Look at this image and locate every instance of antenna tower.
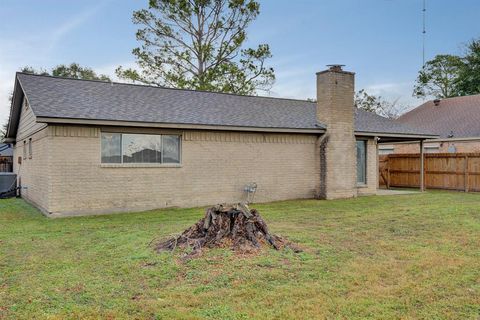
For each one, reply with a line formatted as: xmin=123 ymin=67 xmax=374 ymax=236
xmin=422 ymin=0 xmax=426 ymax=67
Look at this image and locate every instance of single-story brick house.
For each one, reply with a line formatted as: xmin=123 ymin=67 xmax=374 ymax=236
xmin=5 ymin=66 xmax=436 ymax=216
xmin=380 ymin=94 xmax=480 ymax=154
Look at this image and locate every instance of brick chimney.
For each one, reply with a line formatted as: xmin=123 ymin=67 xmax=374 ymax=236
xmin=316 ymin=65 xmax=357 ymax=199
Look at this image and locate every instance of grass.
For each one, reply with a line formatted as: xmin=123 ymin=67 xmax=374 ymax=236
xmin=0 ymin=191 xmax=479 ymax=319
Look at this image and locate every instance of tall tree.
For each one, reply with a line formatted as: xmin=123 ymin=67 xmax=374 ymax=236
xmin=355 ymin=89 xmax=406 ymax=119
xmin=457 ymin=38 xmax=480 ymax=96
xmin=116 ymin=0 xmax=275 ymax=95
xmin=413 ymin=54 xmax=464 ymax=99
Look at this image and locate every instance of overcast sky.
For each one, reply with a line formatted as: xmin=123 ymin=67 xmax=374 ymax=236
xmin=1 ymin=0 xmax=479 ymax=124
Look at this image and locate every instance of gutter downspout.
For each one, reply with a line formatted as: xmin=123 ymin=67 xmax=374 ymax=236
xmin=315 ymin=133 xmax=329 ymax=199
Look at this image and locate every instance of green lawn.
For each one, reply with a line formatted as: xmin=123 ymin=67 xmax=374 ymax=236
xmin=0 ymin=192 xmax=479 ymax=319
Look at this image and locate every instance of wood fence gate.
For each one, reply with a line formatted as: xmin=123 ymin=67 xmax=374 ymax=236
xmin=379 ymin=153 xmax=480 ymax=192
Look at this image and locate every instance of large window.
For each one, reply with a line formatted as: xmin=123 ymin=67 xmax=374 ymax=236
xmin=425 ymin=144 xmax=440 ymax=153
xmin=101 ymin=133 xmax=181 ymax=164
xmin=356 ymin=140 xmax=367 ymax=184
xmin=378 ymin=145 xmax=394 ymax=155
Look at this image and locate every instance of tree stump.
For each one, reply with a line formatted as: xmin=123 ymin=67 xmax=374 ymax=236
xmin=155 ymin=203 xmax=294 ymax=256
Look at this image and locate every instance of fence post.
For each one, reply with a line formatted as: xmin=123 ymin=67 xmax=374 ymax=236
xmin=420 ymin=140 xmax=425 ymax=192
xmin=387 ymin=156 xmax=390 ymax=189
xmin=465 ymin=155 xmax=469 ymax=192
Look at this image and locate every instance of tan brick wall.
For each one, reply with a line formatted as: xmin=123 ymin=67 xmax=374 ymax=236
xmin=393 ymin=143 xmax=422 ymax=154
xmin=393 ymin=140 xmax=480 ymax=154
xmin=45 ymin=125 xmax=320 ymax=215
xmin=13 ymin=127 xmax=50 ymax=212
xmin=13 ymin=96 xmax=50 ymax=212
xmin=445 ymin=141 xmax=480 ymax=153
xmin=316 ymin=69 xmax=357 ymax=199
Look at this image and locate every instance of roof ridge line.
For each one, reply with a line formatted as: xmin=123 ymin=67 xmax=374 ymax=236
xmin=16 ymin=72 xmax=316 ymax=104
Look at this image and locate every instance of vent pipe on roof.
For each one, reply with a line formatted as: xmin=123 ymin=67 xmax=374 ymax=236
xmin=433 ymin=99 xmax=441 ymax=106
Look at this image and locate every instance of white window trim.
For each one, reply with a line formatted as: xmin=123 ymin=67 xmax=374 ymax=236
xmin=100 ymin=132 xmax=182 ymax=166
xmin=378 ymin=144 xmax=394 ymax=155
xmin=100 ymin=163 xmax=182 ymax=168
xmin=378 ymin=149 xmax=394 ymax=155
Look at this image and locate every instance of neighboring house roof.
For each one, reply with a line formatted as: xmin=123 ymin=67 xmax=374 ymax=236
xmin=397 ymin=94 xmax=480 ymax=138
xmin=0 ymin=144 xmax=13 ymax=157
xmin=7 ymin=73 xmax=435 ymax=139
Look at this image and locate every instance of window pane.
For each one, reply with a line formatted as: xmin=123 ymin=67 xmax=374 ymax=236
xmin=356 ymin=140 xmax=366 ymax=184
xmin=122 ymin=134 xmax=162 ymax=163
xmin=162 ymin=135 xmax=180 ymax=163
xmin=426 ymin=146 xmax=440 ymax=153
xmin=102 ymin=133 xmax=122 ymax=163
xmin=378 ymin=148 xmax=394 ymax=155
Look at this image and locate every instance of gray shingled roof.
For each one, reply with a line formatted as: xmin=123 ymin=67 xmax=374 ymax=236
xmin=397 ymin=95 xmax=480 ymax=138
xmin=16 ymin=73 xmax=434 ymax=136
xmin=354 ymin=109 xmax=432 ymax=135
xmin=17 ymin=73 xmax=320 ymax=130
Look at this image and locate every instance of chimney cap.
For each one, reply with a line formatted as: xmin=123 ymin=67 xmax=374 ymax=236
xmin=326 ymin=64 xmax=346 ymax=72
xmin=433 ymin=99 xmax=441 ymax=106
xmin=317 ymin=64 xmax=354 ymax=75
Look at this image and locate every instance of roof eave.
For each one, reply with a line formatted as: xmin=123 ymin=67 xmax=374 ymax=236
xmin=421 ymin=136 xmax=480 ymax=142
xmin=5 ymin=74 xmax=25 ymax=139
xmin=355 ymin=130 xmax=439 ymax=140
xmin=36 ymin=117 xmax=326 ymax=134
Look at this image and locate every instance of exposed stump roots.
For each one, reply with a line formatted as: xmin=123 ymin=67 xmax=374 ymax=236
xmin=156 ymin=203 xmax=300 ymax=256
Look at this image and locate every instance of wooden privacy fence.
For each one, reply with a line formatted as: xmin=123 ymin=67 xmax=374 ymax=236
xmin=379 ymin=153 xmax=480 ymax=192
